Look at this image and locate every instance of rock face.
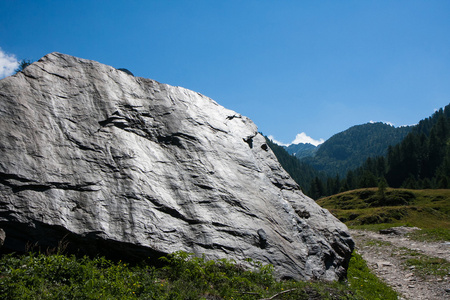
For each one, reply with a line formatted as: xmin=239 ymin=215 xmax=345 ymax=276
xmin=0 ymin=53 xmax=353 ymax=280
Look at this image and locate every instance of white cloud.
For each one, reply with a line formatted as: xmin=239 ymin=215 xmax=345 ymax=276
xmin=269 ymin=132 xmax=324 ymax=147
xmin=0 ymin=48 xmax=19 ymax=79
xmin=291 ymin=132 xmax=324 ymax=146
xmin=267 ymin=135 xmax=289 ymax=146
xmin=370 ymin=120 xmax=395 ymax=127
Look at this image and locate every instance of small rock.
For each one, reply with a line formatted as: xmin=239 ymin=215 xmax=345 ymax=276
xmin=408 ymin=285 xmax=415 ymax=288
xmin=0 ymin=228 xmax=5 ymax=248
xmin=379 ymin=226 xmax=420 ymax=235
xmin=377 ymin=261 xmax=393 ymax=268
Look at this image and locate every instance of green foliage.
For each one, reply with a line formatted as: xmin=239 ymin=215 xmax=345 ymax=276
xmin=408 ymin=227 xmax=450 ymax=242
xmin=404 ymin=255 xmax=450 ymax=278
xmin=346 ymin=104 xmax=450 ymax=193
xmin=0 ymin=253 xmax=156 ymax=299
xmin=347 ymin=253 xmax=399 ymax=300
xmin=272 ymin=104 xmax=450 ymax=199
xmin=376 ymin=178 xmax=387 ymax=200
xmin=301 ymin=122 xmax=411 ymax=177
xmin=158 ymin=251 xmax=277 ymax=299
xmin=284 ymin=143 xmax=318 ymax=159
xmin=265 ymin=137 xmax=326 ymax=193
xmin=14 ymin=59 xmax=33 ymax=73
xmin=393 ymin=248 xmax=450 ymax=278
xmin=0 ymin=250 xmax=398 ymax=299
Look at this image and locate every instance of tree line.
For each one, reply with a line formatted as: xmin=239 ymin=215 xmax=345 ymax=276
xmin=267 ymin=103 xmax=450 ymax=200
xmin=301 ymin=122 xmax=411 ymax=177
xmin=308 ymin=104 xmax=450 ymax=199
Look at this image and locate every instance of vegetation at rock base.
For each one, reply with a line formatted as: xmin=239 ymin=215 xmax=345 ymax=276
xmin=318 ymin=188 xmax=450 ymax=242
xmin=0 ymin=250 xmax=398 ymax=299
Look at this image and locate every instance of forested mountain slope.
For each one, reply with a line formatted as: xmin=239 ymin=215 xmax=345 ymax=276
xmin=346 ymin=104 xmax=450 ymax=190
xmin=267 ymin=106 xmax=450 ymax=199
xmin=310 ymin=103 xmax=450 ymax=199
xmin=284 ymin=143 xmax=318 ymax=159
xmin=301 ymin=122 xmax=412 ymax=177
xmin=265 ymin=138 xmax=325 ymax=192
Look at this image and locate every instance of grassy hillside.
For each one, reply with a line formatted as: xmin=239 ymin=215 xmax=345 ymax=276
xmin=317 ymin=188 xmax=450 ymax=241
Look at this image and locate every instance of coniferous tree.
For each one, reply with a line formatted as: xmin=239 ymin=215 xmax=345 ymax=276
xmin=15 ymin=59 xmax=33 ymax=73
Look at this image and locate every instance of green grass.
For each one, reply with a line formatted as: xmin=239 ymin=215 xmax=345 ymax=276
xmin=393 ymin=248 xmax=450 ymax=278
xmin=0 ymin=251 xmax=398 ymax=300
xmin=317 ymin=188 xmax=450 ymax=242
xmin=408 ymin=228 xmax=450 ymax=242
xmin=404 ymin=256 xmax=450 ymax=278
xmin=346 ymin=253 xmax=398 ymax=300
xmin=363 ymin=240 xmax=392 ymax=247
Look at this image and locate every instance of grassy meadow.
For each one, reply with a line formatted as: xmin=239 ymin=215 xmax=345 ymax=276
xmin=317 ymin=188 xmax=450 ymax=241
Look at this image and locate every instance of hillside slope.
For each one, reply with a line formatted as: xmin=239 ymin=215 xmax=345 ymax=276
xmin=284 ymin=143 xmax=318 ymax=159
xmin=317 ymin=188 xmax=450 ymax=235
xmin=302 ymin=122 xmax=412 ymax=176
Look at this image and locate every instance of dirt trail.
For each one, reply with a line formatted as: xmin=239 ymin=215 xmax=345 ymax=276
xmin=350 ymin=229 xmax=450 ymax=300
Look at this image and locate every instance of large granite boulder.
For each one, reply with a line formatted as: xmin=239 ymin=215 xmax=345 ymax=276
xmin=0 ymin=53 xmax=353 ymax=280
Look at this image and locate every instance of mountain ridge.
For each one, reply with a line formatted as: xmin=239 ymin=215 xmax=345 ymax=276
xmin=300 ymin=122 xmax=412 ymax=176
xmin=284 ymin=142 xmax=318 ymax=159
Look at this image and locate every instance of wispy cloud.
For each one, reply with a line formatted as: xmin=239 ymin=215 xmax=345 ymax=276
xmin=0 ymin=48 xmax=19 ymax=79
xmin=269 ymin=132 xmax=324 ymax=147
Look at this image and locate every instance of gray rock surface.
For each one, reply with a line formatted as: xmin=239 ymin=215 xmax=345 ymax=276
xmin=0 ymin=228 xmax=5 ymax=248
xmin=0 ymin=52 xmax=353 ymax=280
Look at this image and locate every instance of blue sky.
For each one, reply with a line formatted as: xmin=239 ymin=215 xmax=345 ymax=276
xmin=1 ymin=1 xmax=450 ymax=145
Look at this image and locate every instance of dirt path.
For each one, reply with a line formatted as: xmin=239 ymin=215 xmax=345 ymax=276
xmin=350 ymin=229 xmax=450 ymax=300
